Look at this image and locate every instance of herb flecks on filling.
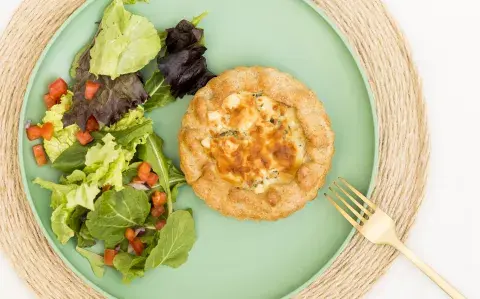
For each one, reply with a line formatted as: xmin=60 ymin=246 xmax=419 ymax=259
xmin=202 ymin=92 xmax=306 ymax=194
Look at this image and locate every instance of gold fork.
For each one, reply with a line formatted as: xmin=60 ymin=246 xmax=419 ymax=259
xmin=326 ymin=178 xmax=465 ymax=299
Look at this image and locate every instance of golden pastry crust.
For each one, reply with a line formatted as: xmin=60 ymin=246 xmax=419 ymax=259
xmin=179 ymin=66 xmax=334 ymax=220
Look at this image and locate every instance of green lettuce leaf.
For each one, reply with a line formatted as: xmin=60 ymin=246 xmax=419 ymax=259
xmin=143 ymin=71 xmax=175 ymax=112
xmin=76 ymin=247 xmax=105 ymax=278
xmin=105 ymin=107 xmax=145 ymax=131
xmin=102 ymin=107 xmax=153 ymax=161
xmin=90 ymin=0 xmax=160 ymax=79
xmin=54 ymin=108 xmax=151 ymax=173
xmin=42 ymin=91 xmax=73 ymax=130
xmin=65 ymin=170 xmax=87 ymax=184
xmin=85 ymin=134 xmax=118 ymax=167
xmin=33 ymin=178 xmax=100 ymax=211
xmin=33 ymin=178 xmax=76 ymax=209
xmin=144 ymin=210 xmax=196 ymax=270
xmin=113 ymin=253 xmax=146 ymax=283
xmin=44 ymin=125 xmax=80 ymax=163
xmin=65 ymin=182 xmax=101 ymax=211
xmin=83 ymin=133 xmax=126 ymax=191
xmin=42 ymin=92 xmax=80 ymax=162
xmin=51 ymin=204 xmax=75 ymax=244
xmin=86 ymin=187 xmax=150 ymax=247
xmin=102 ymin=151 xmax=127 ymax=189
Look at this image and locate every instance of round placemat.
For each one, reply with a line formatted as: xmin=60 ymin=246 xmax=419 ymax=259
xmin=0 ymin=0 xmax=429 ymax=298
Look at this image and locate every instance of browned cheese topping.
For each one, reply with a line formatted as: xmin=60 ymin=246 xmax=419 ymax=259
xmin=201 ymin=92 xmax=306 ymax=193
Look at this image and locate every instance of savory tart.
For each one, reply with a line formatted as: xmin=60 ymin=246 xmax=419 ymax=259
xmin=179 ymin=67 xmax=334 ymax=220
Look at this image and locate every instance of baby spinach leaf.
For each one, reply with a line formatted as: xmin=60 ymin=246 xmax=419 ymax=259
xmin=168 ymin=160 xmax=186 ymax=187
xmin=122 ymin=162 xmax=142 ymax=185
xmin=141 ymin=230 xmax=160 ymax=257
xmin=85 ymin=187 xmax=150 ymax=246
xmin=67 ymin=206 xmax=89 ymax=233
xmin=143 ymin=71 xmax=176 ymax=112
xmin=139 ymin=230 xmax=157 ymax=246
xmin=171 ymin=183 xmax=184 ymax=204
xmin=76 ymin=247 xmax=105 ymax=278
xmin=184 ymin=208 xmax=193 ymax=217
xmin=77 ymin=224 xmax=96 ymax=248
xmin=52 ymin=142 xmax=91 ymax=173
xmin=144 ymin=210 xmax=196 ymax=270
xmin=113 ymin=253 xmax=146 ymax=284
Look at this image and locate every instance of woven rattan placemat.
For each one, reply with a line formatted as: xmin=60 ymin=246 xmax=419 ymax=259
xmin=0 ymin=0 xmax=429 ymax=298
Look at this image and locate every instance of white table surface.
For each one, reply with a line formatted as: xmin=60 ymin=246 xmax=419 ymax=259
xmin=1 ymin=0 xmax=479 ymax=298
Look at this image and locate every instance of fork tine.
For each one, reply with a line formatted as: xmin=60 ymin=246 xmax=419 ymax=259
xmin=325 ymin=194 xmax=361 ymax=230
xmin=329 ymin=187 xmax=367 ymax=223
xmin=339 ymin=177 xmax=377 ymax=210
xmin=334 ymin=182 xmax=372 ymax=217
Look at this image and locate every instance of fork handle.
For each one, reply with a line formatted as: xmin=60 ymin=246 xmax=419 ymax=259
xmin=390 ymin=240 xmax=465 ymax=299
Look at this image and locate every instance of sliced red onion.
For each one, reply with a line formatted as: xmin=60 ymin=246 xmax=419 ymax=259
xmin=115 ymin=244 xmax=121 ymax=252
xmin=135 ymin=227 xmax=146 ymax=237
xmin=25 ymin=120 xmax=32 ymax=129
xmin=127 ymin=243 xmax=135 ymax=255
xmin=128 ymin=183 xmax=150 ymax=191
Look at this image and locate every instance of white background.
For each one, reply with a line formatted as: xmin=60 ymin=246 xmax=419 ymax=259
xmin=1 ymin=0 xmax=479 ymax=298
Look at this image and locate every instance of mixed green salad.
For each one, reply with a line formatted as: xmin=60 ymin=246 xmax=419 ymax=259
xmin=25 ymin=0 xmax=214 ymax=283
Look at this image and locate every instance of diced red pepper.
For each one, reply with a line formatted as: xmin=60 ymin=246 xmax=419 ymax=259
xmin=152 ymin=191 xmax=167 ymax=207
xmin=151 ymin=205 xmax=165 ymax=217
xmin=43 ymin=94 xmax=57 ymax=110
xmin=26 ymin=125 xmax=43 ymax=141
xmin=137 ymin=162 xmax=151 ymax=181
xmin=41 ymin=122 xmax=54 ymax=141
xmin=48 ymin=78 xmax=68 ymax=100
xmin=146 ymin=172 xmax=159 ymax=188
xmin=125 ymin=228 xmax=135 ymax=242
xmin=104 ymin=249 xmax=117 ymax=266
xmin=155 ymin=220 xmax=167 ymax=231
xmin=86 ymin=115 xmax=99 ymax=132
xmin=130 ymin=238 xmax=144 ymax=256
xmin=32 ymin=144 xmax=48 ymax=166
xmin=76 ymin=131 xmax=93 ymax=145
xmin=85 ymin=81 xmax=101 ymax=100
xmin=102 ymin=185 xmax=112 ymax=192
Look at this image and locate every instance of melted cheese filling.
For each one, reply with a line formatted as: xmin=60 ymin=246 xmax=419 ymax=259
xmin=203 ymin=92 xmax=306 ymax=194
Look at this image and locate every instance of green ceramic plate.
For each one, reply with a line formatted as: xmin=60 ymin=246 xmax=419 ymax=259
xmin=19 ymin=0 xmax=377 ymax=298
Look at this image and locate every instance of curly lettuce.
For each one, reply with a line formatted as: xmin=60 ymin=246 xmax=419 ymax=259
xmin=90 ymin=0 xmax=160 ymax=79
xmin=42 ymin=92 xmax=80 ymax=162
